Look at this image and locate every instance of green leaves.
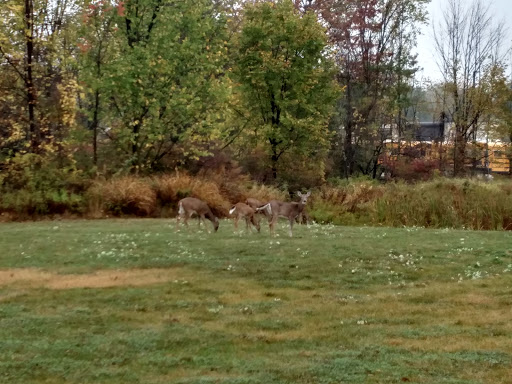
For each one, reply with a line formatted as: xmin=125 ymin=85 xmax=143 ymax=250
xmin=78 ymin=0 xmax=231 ymax=171
xmin=234 ymin=0 xmax=339 ymax=180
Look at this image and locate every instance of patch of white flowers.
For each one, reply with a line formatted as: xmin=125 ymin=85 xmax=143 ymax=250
xmin=387 ymin=252 xmax=420 ymax=268
xmin=403 ymin=225 xmax=423 ymax=232
xmin=207 ymin=305 xmax=223 ymax=314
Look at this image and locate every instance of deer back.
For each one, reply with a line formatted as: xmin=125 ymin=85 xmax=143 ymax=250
xmin=245 ymin=198 xmax=264 ymax=210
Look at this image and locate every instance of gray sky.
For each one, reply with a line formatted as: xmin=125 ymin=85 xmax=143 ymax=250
xmin=414 ymin=0 xmax=512 ymax=82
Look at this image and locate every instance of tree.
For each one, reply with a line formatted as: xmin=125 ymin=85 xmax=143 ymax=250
xmin=0 ymin=0 xmax=80 ymax=157
xmin=77 ymin=0 xmax=117 ymax=167
xmin=478 ymin=64 xmax=512 ymax=175
xmin=311 ymin=0 xmax=428 ymax=178
xmin=234 ymin=0 xmax=338 ymax=181
xmin=97 ymin=0 xmax=230 ymax=172
xmin=434 ymin=0 xmax=508 ymax=176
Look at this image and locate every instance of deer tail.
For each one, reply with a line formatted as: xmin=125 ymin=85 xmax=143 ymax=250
xmin=229 ymin=206 xmax=236 ymax=215
xmin=256 ymin=203 xmax=272 ymax=215
xmin=178 ymin=201 xmax=184 ymax=216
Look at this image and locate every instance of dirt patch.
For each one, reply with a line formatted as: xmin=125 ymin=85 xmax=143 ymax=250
xmin=0 ymin=268 xmax=186 ymax=290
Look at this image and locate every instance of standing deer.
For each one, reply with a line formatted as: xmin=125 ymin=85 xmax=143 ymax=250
xmin=176 ymin=197 xmax=219 ymax=232
xmin=229 ymin=203 xmax=260 ymax=232
xmin=257 ymin=191 xmax=311 ymax=237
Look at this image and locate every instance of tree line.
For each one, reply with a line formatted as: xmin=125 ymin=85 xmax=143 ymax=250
xmin=1 ymin=0 xmax=511 ymax=192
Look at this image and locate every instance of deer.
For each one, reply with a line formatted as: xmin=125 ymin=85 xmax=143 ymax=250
xmin=256 ymin=191 xmax=311 ymax=237
xmin=229 ymin=202 xmax=260 ymax=232
xmin=176 ymin=197 xmax=219 ymax=232
xmin=246 ymin=197 xmax=271 ymax=219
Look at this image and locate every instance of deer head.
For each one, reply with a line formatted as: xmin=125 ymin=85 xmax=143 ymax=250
xmin=296 ymin=191 xmax=311 ymax=205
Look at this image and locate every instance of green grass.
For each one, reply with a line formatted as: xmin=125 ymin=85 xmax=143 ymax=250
xmin=1 ymin=219 xmax=511 ymax=383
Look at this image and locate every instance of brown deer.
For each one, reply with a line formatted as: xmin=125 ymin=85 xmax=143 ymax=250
xmin=229 ymin=203 xmax=260 ymax=232
xmin=176 ymin=197 xmax=219 ymax=232
xmin=245 ymin=197 xmax=270 ymax=219
xmin=245 ymin=198 xmax=264 ymax=209
xmin=257 ymin=191 xmax=311 ymax=237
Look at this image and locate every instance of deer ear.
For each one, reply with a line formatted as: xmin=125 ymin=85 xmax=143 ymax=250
xmin=297 ymin=191 xmax=303 ymax=197
xmin=305 ymin=191 xmax=311 ymax=197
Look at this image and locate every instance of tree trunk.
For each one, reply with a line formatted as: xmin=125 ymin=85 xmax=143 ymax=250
xmin=344 ymin=121 xmax=354 ymax=178
xmin=271 ymin=153 xmax=278 ymax=180
xmin=131 ymin=119 xmax=141 ymax=173
xmin=343 ymin=79 xmax=354 ymax=178
xmin=453 ymin=128 xmax=466 ymax=176
xmin=24 ymin=0 xmax=39 ymax=152
xmin=92 ymin=90 xmax=99 ymax=166
xmin=270 ymin=137 xmax=280 ymax=180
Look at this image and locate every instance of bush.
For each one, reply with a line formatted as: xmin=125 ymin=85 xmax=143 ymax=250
xmin=87 ymin=177 xmax=157 ymax=217
xmin=0 ymin=153 xmax=86 ymax=218
xmin=241 ymin=184 xmax=287 ymax=204
xmin=308 ymin=178 xmax=512 ymax=230
xmin=2 ymin=159 xmax=512 ymax=231
xmin=152 ymin=173 xmax=231 ymax=217
xmin=381 ymin=157 xmax=441 ymax=181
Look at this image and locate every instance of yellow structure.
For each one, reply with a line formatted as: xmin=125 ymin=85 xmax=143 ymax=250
xmin=380 ymin=121 xmax=511 ymax=175
xmin=381 ymin=140 xmax=511 ymax=175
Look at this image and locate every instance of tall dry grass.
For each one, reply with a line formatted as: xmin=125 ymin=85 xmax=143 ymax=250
xmin=372 ymin=179 xmax=512 ymax=230
xmin=85 ymin=174 xmax=291 ymax=219
xmin=241 ymin=184 xmax=288 ymax=203
xmin=308 ymin=178 xmax=512 ymax=230
xmin=86 ymin=177 xmax=157 ymax=217
xmin=152 ymin=174 xmax=231 ymax=217
xmin=4 ymin=170 xmax=512 ymax=230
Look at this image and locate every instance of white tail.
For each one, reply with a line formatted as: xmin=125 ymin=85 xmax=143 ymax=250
xmin=256 ymin=203 xmax=272 ymax=216
xmin=230 ymin=202 xmax=260 ymax=232
xmin=178 ymin=201 xmax=185 ymax=216
xmin=259 ymin=191 xmax=311 ymax=237
xmin=246 ymin=198 xmax=271 ymax=218
xmin=176 ymin=197 xmax=219 ymax=232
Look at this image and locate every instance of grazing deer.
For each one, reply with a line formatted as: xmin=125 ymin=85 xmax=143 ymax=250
xmin=257 ymin=191 xmax=311 ymax=237
xmin=176 ymin=197 xmax=219 ymax=232
xmin=229 ymin=203 xmax=260 ymax=232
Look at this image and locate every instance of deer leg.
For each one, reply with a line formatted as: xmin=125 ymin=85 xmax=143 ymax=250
xmin=183 ymin=213 xmax=191 ymax=230
xmin=244 ymin=216 xmax=251 ymax=232
xmin=233 ymin=215 xmax=239 ymax=230
xmin=176 ymin=214 xmax=181 ymax=231
xmin=303 ymin=210 xmax=310 ymax=226
xmin=269 ymin=215 xmax=277 ymax=236
xmin=288 ymin=217 xmax=294 ymax=237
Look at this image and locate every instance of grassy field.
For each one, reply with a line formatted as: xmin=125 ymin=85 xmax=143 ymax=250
xmin=0 ymin=219 xmax=511 ymax=383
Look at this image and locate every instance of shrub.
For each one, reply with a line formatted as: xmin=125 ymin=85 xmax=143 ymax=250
xmin=306 ymin=178 xmax=512 ymax=230
xmin=152 ymin=174 xmax=231 ymax=217
xmin=0 ymin=153 xmax=87 ymax=217
xmin=87 ymin=177 xmax=157 ymax=217
xmin=382 ymin=157 xmax=441 ymax=181
xmin=241 ymin=184 xmax=287 ymax=204
xmin=371 ymin=179 xmax=512 ymax=230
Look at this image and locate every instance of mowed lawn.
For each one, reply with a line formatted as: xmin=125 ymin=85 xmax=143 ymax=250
xmin=0 ymin=219 xmax=511 ymax=384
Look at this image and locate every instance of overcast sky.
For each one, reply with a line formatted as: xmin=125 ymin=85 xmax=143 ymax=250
xmin=414 ymin=0 xmax=512 ymax=82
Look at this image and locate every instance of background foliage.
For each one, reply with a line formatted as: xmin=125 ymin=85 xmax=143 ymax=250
xmin=1 ymin=0 xmax=512 ymax=223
